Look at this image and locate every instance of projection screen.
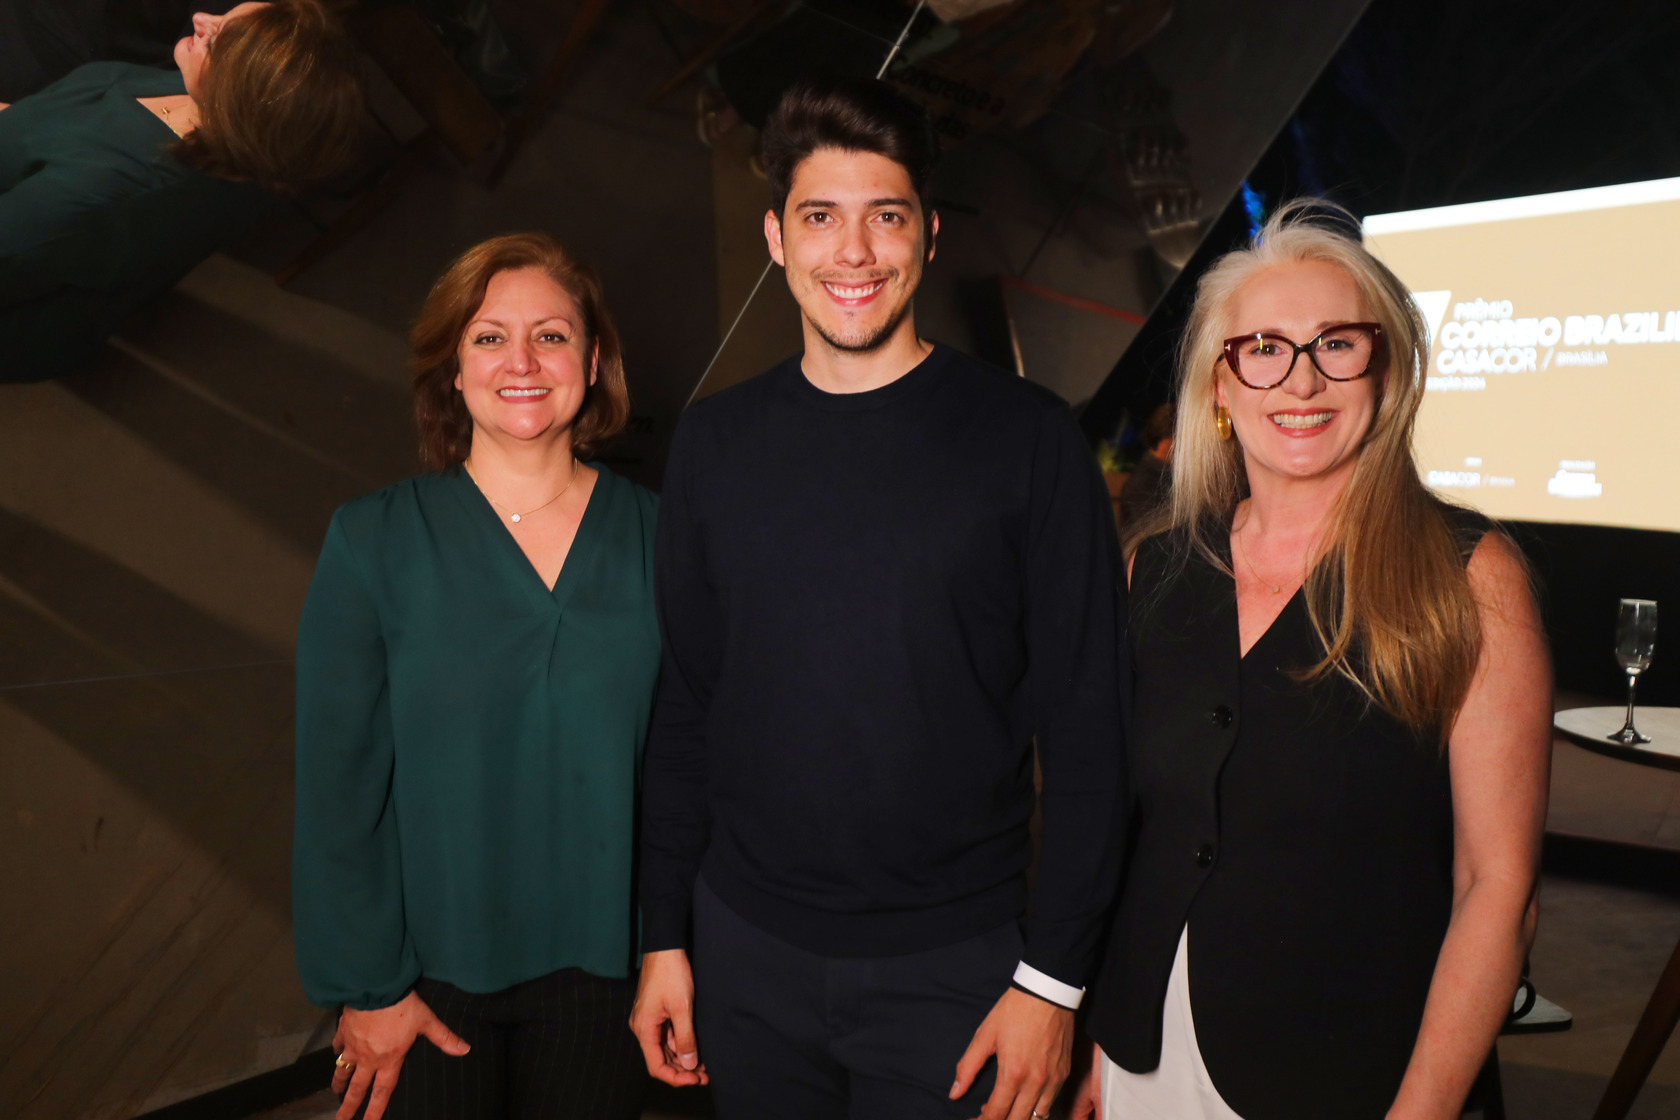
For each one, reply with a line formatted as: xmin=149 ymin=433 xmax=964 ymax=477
xmin=1363 ymin=177 xmax=1680 ymax=532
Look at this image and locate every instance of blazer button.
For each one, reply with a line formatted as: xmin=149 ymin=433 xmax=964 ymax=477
xmin=1195 ymin=843 xmax=1215 ymax=868
xmin=1208 ymin=705 xmax=1233 ymax=728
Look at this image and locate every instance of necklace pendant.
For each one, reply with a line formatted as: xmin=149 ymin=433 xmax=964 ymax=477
xmin=510 ymin=513 xmax=522 ymax=523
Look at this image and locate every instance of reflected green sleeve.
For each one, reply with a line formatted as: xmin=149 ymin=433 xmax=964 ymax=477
xmin=292 ymin=513 xmax=418 ymax=1010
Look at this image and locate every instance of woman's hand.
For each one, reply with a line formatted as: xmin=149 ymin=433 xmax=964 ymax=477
xmin=332 ymin=990 xmax=470 ymax=1120
xmin=1069 ymin=1039 xmax=1102 ymax=1120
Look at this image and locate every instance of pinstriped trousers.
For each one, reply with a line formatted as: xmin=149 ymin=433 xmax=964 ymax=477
xmin=378 ymin=968 xmax=647 ymax=1120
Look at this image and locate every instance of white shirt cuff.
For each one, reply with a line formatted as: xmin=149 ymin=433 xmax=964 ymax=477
xmin=1012 ymin=961 xmax=1085 ymax=1010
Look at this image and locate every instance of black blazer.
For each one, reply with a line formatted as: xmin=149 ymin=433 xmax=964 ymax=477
xmin=1087 ymin=512 xmax=1486 ymax=1120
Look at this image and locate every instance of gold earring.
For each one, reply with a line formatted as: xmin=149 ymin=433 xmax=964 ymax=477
xmin=1214 ymin=404 xmax=1233 ymax=441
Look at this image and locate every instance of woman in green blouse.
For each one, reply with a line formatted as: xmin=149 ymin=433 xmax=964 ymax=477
xmin=293 ymin=233 xmax=659 ymax=1120
xmin=0 ymin=0 xmax=362 ymax=382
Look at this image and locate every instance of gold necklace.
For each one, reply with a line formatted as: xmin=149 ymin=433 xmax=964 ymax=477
xmin=1236 ymin=522 xmax=1285 ymax=595
xmin=470 ymin=460 xmax=578 ymax=524
xmin=156 ymin=99 xmax=191 ymax=137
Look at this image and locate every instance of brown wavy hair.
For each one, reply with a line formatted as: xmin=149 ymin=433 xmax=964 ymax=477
xmin=411 ymin=233 xmax=631 ymax=471
xmin=173 ymin=0 xmax=363 ymax=193
xmin=1133 ymin=198 xmax=1516 ymax=742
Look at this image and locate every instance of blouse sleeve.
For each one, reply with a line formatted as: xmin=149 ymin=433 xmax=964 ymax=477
xmin=0 ymin=64 xmax=140 ymax=260
xmin=292 ymin=512 xmax=419 ymax=1010
xmin=0 ymin=164 xmax=111 ymax=261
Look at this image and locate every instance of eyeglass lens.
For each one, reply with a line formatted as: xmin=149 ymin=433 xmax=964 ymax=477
xmin=1232 ymin=325 xmax=1375 ymax=386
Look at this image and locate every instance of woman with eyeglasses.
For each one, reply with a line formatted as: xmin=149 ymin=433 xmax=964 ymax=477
xmin=1072 ymin=200 xmax=1551 ymax=1120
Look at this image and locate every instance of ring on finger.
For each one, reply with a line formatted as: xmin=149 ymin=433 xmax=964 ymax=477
xmin=1031 ymin=1112 xmax=1050 ymax=1120
xmin=335 ymin=1054 xmax=354 ymax=1069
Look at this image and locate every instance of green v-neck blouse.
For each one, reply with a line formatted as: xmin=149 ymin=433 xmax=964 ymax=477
xmin=293 ymin=466 xmax=660 ymax=1010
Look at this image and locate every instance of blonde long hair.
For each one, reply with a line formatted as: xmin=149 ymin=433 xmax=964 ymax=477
xmin=1133 ymin=198 xmax=1484 ymax=740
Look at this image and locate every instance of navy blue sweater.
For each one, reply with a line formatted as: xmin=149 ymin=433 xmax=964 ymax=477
xmin=640 ymin=344 xmax=1126 ymax=988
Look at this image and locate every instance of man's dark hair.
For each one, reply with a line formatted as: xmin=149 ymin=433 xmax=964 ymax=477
xmin=760 ymin=77 xmax=939 ymax=219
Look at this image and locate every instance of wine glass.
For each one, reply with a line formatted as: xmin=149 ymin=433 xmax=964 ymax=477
xmin=1608 ymin=598 xmax=1658 ymax=745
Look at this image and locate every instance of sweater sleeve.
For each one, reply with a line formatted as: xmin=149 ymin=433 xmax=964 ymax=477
xmin=638 ymin=418 xmax=718 ymax=952
xmin=1018 ymin=400 xmax=1128 ymax=989
xmin=292 ymin=512 xmax=419 ymax=1009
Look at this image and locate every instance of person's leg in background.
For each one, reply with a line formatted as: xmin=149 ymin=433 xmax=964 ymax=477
xmin=505 ymin=968 xmax=647 ymax=1119
xmin=692 ymin=876 xmax=850 ymax=1120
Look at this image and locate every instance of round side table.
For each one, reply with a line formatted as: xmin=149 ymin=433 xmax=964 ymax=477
xmin=1552 ymin=705 xmax=1680 ymax=1120
xmin=1554 ymin=706 xmax=1680 ymax=771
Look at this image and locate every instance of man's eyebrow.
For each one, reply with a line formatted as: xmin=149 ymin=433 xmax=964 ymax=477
xmin=793 ymin=197 xmax=916 ymax=210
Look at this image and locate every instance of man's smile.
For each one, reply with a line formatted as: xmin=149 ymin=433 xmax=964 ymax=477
xmin=821 ymin=278 xmax=888 ymax=307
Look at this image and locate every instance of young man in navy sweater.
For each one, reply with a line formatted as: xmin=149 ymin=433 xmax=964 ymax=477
xmin=632 ymin=77 xmax=1126 ymax=1120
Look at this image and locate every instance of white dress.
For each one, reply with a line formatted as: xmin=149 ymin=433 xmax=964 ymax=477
xmin=1100 ymin=927 xmax=1246 ymax=1120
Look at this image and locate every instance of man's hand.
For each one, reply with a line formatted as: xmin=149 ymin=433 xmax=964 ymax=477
xmin=333 ymin=990 xmax=469 ymax=1120
xmin=951 ymin=987 xmax=1074 ymax=1120
xmin=629 ymin=948 xmax=709 ymax=1086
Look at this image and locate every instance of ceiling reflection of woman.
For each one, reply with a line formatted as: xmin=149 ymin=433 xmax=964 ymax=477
xmin=0 ymin=0 xmax=363 ymax=383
